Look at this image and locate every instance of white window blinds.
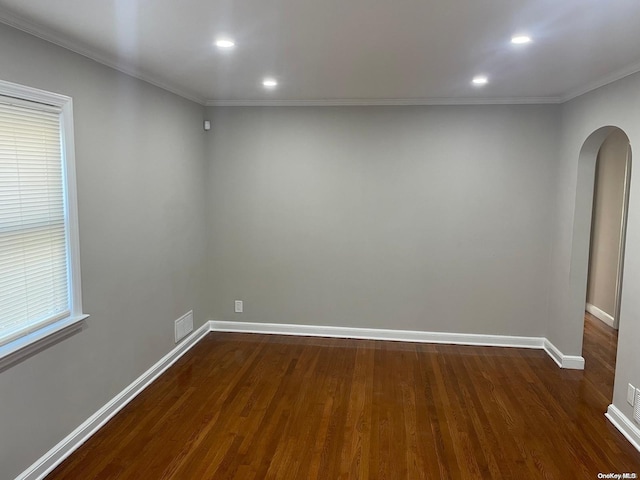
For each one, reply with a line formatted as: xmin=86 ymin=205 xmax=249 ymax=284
xmin=0 ymin=98 xmax=70 ymax=346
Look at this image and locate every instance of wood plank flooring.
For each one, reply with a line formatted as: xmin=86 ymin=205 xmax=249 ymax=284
xmin=47 ymin=315 xmax=640 ymax=479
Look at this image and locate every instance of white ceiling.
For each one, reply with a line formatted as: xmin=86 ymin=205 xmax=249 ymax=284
xmin=1 ymin=0 xmax=640 ymax=105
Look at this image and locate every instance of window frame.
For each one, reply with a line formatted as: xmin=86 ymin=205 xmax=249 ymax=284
xmin=0 ymin=79 xmax=88 ymax=368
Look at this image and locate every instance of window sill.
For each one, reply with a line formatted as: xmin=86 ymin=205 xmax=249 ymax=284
xmin=0 ymin=314 xmax=89 ymax=370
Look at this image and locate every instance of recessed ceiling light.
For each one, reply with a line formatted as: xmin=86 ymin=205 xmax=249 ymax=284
xmin=262 ymin=78 xmax=278 ymax=89
xmin=511 ymin=35 xmax=532 ymax=45
xmin=472 ymin=75 xmax=488 ymax=86
xmin=215 ymin=38 xmax=235 ymax=49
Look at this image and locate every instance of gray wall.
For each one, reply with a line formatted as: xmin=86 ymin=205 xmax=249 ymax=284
xmin=587 ymin=130 xmax=629 ymax=319
xmin=205 ymin=105 xmax=559 ymax=336
xmin=0 ymin=24 xmax=210 ymax=479
xmin=546 ymin=70 xmax=640 ymax=423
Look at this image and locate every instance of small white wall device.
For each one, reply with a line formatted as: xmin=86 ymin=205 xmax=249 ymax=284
xmin=203 ymin=120 xmax=211 ymax=131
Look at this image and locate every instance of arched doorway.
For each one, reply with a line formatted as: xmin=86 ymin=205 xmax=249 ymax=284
xmin=579 ymin=127 xmax=631 ymax=404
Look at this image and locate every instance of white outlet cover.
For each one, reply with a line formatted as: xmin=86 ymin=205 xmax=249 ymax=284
xmin=235 ymin=300 xmax=243 ymax=313
xmin=628 ymin=384 xmax=636 ymax=406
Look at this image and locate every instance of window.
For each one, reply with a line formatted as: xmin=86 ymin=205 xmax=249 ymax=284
xmin=0 ymin=80 xmax=86 ymax=364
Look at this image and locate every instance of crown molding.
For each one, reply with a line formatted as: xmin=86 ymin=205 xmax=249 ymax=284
xmin=204 ymin=96 xmax=563 ymax=107
xmin=0 ymin=11 xmax=205 ymax=105
xmin=560 ymin=60 xmax=640 ymax=103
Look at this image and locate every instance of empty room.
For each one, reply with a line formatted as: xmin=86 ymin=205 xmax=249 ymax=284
xmin=2 ymin=1 xmax=640 ymax=479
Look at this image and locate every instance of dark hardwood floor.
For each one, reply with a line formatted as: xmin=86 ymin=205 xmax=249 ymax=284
xmin=47 ymin=315 xmax=640 ymax=479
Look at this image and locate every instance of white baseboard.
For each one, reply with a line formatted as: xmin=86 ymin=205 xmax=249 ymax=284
xmin=543 ymin=338 xmax=585 ymax=370
xmin=586 ymin=303 xmax=616 ymax=329
xmin=606 ymin=404 xmax=640 ymax=453
xmin=210 ymin=320 xmax=545 ymax=349
xmin=211 ymin=320 xmax=585 ymax=370
xmin=16 ymin=321 xmax=212 ymax=480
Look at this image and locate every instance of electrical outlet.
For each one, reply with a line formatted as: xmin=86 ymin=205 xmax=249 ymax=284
xmin=235 ymin=300 xmax=243 ymax=313
xmin=628 ymin=384 xmax=636 ymax=406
